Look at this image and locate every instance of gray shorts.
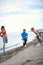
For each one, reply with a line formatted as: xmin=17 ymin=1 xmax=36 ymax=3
xmin=3 ymin=35 xmax=8 ymax=43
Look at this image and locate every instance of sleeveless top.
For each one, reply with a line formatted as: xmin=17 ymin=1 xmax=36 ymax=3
xmin=1 ymin=30 xmax=6 ymax=36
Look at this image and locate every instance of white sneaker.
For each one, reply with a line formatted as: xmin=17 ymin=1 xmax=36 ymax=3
xmin=25 ymin=45 xmax=27 ymax=47
xmin=36 ymin=43 xmax=40 ymax=46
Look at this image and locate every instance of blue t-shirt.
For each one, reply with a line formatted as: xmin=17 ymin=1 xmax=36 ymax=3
xmin=21 ymin=32 xmax=28 ymax=40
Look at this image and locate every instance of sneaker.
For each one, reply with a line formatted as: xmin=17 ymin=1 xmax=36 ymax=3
xmin=36 ymin=43 xmax=40 ymax=46
xmin=25 ymin=45 xmax=27 ymax=47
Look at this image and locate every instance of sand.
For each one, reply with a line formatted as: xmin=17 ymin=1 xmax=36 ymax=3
xmin=0 ymin=39 xmax=36 ymax=63
xmin=0 ymin=38 xmax=43 ymax=65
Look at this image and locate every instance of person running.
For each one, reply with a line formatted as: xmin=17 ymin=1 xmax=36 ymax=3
xmin=0 ymin=26 xmax=8 ymax=55
xmin=21 ymin=29 xmax=28 ymax=47
xmin=31 ymin=27 xmax=41 ymax=46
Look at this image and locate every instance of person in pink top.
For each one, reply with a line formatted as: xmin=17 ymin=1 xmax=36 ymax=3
xmin=31 ymin=27 xmax=41 ymax=46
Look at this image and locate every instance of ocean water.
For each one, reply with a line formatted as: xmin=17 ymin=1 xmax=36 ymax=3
xmin=0 ymin=31 xmax=35 ymax=53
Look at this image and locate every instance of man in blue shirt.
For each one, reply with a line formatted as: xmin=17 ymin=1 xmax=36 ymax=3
xmin=21 ymin=29 xmax=28 ymax=47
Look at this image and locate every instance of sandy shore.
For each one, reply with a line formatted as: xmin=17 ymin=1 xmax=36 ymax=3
xmin=0 ymin=39 xmax=37 ymax=63
xmin=0 ymin=39 xmax=43 ymax=65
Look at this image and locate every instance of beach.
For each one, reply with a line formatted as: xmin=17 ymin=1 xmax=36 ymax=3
xmin=0 ymin=38 xmax=43 ymax=65
xmin=0 ymin=45 xmax=26 ymax=63
xmin=0 ymin=39 xmax=34 ymax=63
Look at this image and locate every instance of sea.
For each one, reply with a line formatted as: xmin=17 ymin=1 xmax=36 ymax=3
xmin=0 ymin=31 xmax=41 ymax=53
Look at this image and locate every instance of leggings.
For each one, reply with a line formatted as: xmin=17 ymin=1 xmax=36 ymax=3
xmin=23 ymin=39 xmax=27 ymax=46
xmin=37 ymin=36 xmax=42 ymax=43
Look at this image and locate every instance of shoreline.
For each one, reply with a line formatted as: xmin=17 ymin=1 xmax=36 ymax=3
xmin=0 ymin=39 xmax=38 ymax=63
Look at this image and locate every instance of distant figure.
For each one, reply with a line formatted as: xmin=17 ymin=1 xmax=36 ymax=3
xmin=31 ymin=27 xmax=41 ymax=46
xmin=21 ymin=29 xmax=28 ymax=47
xmin=0 ymin=26 xmax=8 ymax=55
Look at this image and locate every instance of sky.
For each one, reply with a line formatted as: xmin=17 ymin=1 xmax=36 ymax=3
xmin=0 ymin=0 xmax=43 ymax=33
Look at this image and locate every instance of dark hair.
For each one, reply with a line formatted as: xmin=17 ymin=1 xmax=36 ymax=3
xmin=31 ymin=27 xmax=34 ymax=31
xmin=1 ymin=26 xmax=5 ymax=29
xmin=23 ymin=29 xmax=26 ymax=31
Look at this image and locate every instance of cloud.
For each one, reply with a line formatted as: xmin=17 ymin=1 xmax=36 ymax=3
xmin=0 ymin=13 xmax=43 ymax=32
xmin=0 ymin=0 xmax=43 ymax=11
xmin=0 ymin=0 xmax=43 ymax=32
xmin=0 ymin=9 xmax=43 ymax=17
xmin=0 ymin=0 xmax=43 ymax=16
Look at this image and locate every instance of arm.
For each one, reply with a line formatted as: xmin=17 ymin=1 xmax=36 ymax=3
xmin=37 ymin=30 xmax=41 ymax=36
xmin=26 ymin=33 xmax=28 ymax=38
xmin=0 ymin=32 xmax=1 ymax=36
xmin=0 ymin=32 xmax=3 ymax=37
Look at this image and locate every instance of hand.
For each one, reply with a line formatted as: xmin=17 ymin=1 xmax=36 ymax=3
xmin=0 ymin=35 xmax=3 ymax=37
xmin=0 ymin=32 xmax=1 ymax=35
